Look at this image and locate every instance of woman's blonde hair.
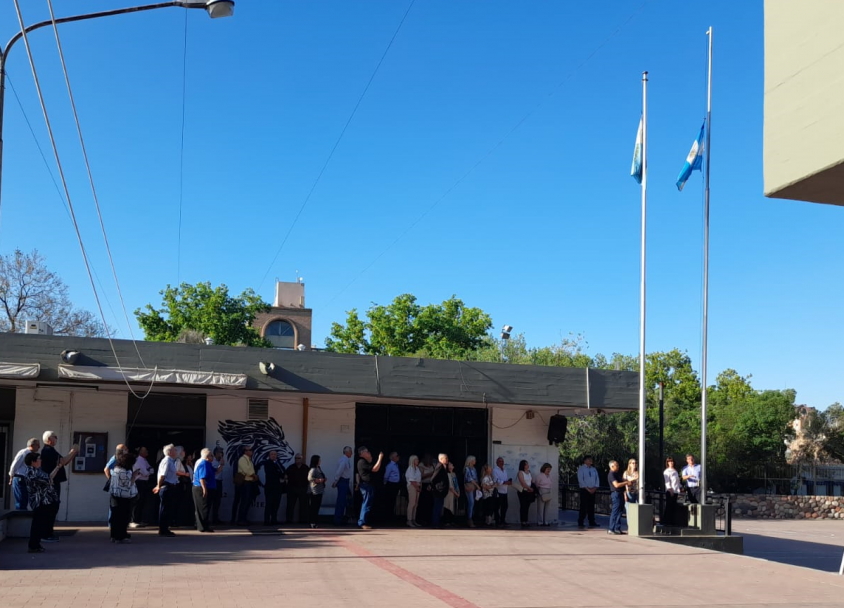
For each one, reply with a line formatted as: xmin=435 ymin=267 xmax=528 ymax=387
xmin=626 ymin=459 xmax=637 ymax=475
xmin=464 ymin=455 xmax=476 ymax=468
xmin=408 ymin=454 xmax=419 ymax=469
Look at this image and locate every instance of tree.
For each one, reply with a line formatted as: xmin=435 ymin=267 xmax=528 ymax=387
xmin=135 ymin=282 xmax=271 ymax=347
xmin=0 ymin=248 xmax=106 ymax=336
xmin=325 ymin=294 xmax=492 ymax=358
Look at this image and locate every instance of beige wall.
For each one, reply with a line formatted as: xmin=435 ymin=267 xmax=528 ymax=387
xmin=764 ymin=0 xmax=844 ymax=205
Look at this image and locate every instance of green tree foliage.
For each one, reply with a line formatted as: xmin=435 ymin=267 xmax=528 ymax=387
xmin=325 ymin=294 xmax=492 ymax=359
xmin=135 ymin=282 xmax=271 ymax=347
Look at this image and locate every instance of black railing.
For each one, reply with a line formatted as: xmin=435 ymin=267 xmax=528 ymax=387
xmin=559 ymin=484 xmax=731 ymax=534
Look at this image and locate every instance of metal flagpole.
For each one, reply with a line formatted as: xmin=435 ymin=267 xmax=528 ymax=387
xmin=638 ymin=70 xmax=648 ymax=504
xmin=700 ymin=27 xmax=713 ymax=501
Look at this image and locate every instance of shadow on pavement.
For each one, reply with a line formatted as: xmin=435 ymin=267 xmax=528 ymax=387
xmin=741 ymin=532 xmax=844 ymax=573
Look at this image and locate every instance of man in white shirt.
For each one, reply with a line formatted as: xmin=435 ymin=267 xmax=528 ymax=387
xmin=682 ymin=454 xmax=702 ymax=504
xmin=8 ymin=438 xmax=40 ymax=510
xmin=492 ymin=457 xmax=512 ymax=527
xmin=153 ymin=444 xmax=180 ymax=537
xmin=576 ymin=455 xmax=600 ymax=529
xmin=130 ymin=447 xmax=155 ymax=527
xmin=331 ymin=446 xmax=353 ymax=525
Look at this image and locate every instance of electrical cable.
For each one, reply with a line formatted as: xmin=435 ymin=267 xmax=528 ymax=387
xmin=176 ymin=9 xmax=188 ymax=284
xmin=44 ymin=0 xmax=149 ymax=372
xmin=12 ymin=0 xmax=154 ymax=399
xmin=324 ymin=1 xmax=650 ymax=307
xmin=256 ymin=0 xmax=417 ymax=292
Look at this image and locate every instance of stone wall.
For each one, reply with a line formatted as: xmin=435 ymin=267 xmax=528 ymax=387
xmin=711 ymin=493 xmax=844 ymax=520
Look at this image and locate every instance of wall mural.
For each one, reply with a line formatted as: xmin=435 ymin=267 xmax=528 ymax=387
xmin=217 ymin=418 xmax=296 ymax=471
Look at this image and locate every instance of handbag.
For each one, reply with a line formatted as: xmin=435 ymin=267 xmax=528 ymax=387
xmin=474 ymin=489 xmax=483 ymax=501
xmin=234 ymin=472 xmax=246 ymax=486
xmin=538 ymin=487 xmax=552 ymax=502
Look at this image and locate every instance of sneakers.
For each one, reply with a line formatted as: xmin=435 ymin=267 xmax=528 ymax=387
xmin=357 ymin=524 xmax=373 ymax=530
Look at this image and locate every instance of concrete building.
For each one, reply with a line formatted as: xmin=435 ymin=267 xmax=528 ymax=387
xmin=253 ymin=281 xmax=313 ymax=350
xmin=0 ymin=333 xmax=636 ymax=524
xmin=764 ymin=0 xmax=844 ymax=205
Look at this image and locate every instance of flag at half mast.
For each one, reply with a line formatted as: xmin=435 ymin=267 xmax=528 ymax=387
xmin=631 ymin=117 xmax=643 ymax=184
xmin=676 ymin=121 xmax=705 ymax=191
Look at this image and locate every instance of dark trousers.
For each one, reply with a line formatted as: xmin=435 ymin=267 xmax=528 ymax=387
xmin=578 ymin=488 xmax=597 ymax=525
xmin=13 ymin=476 xmax=28 ymax=510
xmin=110 ymin=496 xmax=133 ymax=540
xmin=308 ymin=493 xmax=323 ymax=525
xmin=237 ymin=482 xmax=257 ymax=523
xmin=192 ymin=486 xmax=212 ymax=532
xmin=209 ymin=486 xmax=223 ymax=523
xmin=287 ymin=489 xmax=307 ymax=524
xmin=432 ymin=495 xmax=445 ymax=526
xmin=663 ymin=492 xmax=678 ymax=526
xmin=133 ymin=479 xmax=151 ymax=524
xmin=44 ymin=482 xmax=61 ymax=538
xmin=334 ymin=477 xmax=350 ymax=524
xmin=264 ymin=487 xmax=283 ymax=524
xmin=417 ymin=484 xmax=432 ymax=524
xmin=687 ymin=486 xmax=701 ymax=504
xmin=158 ymin=484 xmax=177 ymax=533
xmin=29 ymin=504 xmax=50 ymax=550
xmin=609 ymin=491 xmax=624 ymax=532
xmin=382 ymin=482 xmax=401 ymax=522
xmin=495 ymin=492 xmax=509 ymax=525
xmin=518 ymin=491 xmax=533 ymax=524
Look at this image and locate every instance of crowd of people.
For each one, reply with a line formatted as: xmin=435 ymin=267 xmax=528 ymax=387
xmin=7 ymin=431 xmax=704 ymax=551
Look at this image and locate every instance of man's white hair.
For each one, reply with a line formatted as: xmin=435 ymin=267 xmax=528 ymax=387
xmin=42 ymin=430 xmax=56 ymax=444
xmin=200 ymin=448 xmax=211 ymax=459
xmin=163 ymin=444 xmax=176 ymax=456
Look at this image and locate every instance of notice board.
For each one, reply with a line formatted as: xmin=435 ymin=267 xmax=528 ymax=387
xmin=72 ymin=431 xmax=108 ymax=474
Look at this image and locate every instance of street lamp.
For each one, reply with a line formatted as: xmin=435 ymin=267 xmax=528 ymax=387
xmin=0 ymin=0 xmax=234 ymax=217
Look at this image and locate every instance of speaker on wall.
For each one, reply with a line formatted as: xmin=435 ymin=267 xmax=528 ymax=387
xmin=547 ymin=414 xmax=568 ymax=445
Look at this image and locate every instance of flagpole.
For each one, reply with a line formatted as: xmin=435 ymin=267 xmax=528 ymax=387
xmin=700 ymin=27 xmax=713 ymax=502
xmin=638 ymin=70 xmax=648 ymax=504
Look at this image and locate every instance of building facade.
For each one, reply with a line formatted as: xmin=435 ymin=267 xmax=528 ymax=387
xmin=253 ymin=281 xmax=313 ymax=349
xmin=0 ymin=334 xmax=636 ymax=524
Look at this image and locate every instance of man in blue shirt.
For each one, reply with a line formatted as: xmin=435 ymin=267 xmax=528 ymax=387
xmin=153 ymin=444 xmax=180 ymax=537
xmin=381 ymin=452 xmax=401 ymax=523
xmin=192 ymin=448 xmax=216 ymax=533
xmin=682 ymin=454 xmax=702 ymax=504
xmin=576 ymin=455 xmax=600 ymax=529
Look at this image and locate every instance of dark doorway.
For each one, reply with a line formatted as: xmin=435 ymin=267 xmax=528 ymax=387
xmin=0 ymin=387 xmax=15 ymax=510
xmin=355 ymin=403 xmax=488 ymax=473
xmin=126 ymin=393 xmax=206 ymax=461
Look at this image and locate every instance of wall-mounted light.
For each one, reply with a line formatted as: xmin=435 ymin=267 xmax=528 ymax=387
xmin=60 ymin=350 xmax=81 ymax=365
xmin=501 ymin=325 xmax=513 ymax=340
xmin=258 ymin=361 xmax=276 ymax=375
xmin=525 ymin=410 xmax=535 ymax=420
xmin=204 ymin=337 xmax=214 ymax=346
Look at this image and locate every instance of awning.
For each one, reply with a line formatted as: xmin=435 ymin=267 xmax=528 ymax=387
xmin=57 ymin=365 xmax=247 ymax=388
xmin=0 ymin=362 xmax=40 ymax=379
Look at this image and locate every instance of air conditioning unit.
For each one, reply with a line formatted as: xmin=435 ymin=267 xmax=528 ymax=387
xmin=24 ymin=321 xmax=53 ymax=335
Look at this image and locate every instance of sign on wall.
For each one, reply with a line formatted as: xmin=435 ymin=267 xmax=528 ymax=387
xmin=71 ymin=431 xmax=109 ymax=474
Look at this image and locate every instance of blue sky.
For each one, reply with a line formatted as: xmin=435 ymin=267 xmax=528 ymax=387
xmin=1 ymin=1 xmax=841 ymax=409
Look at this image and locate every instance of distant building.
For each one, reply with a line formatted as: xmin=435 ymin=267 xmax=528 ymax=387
xmin=764 ymin=1 xmax=844 ymax=205
xmin=254 ymin=281 xmax=312 ymax=349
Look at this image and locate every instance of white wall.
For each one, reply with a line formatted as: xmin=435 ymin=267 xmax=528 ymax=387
xmin=491 ymin=407 xmax=559 ymax=524
xmin=12 ymin=387 xmax=128 ymax=521
xmin=304 ymin=396 xmax=356 ymax=515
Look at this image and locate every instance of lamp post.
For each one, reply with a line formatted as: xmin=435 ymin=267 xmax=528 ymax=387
xmin=0 ymin=0 xmax=234 ymax=217
xmin=500 ymin=325 xmax=512 ymax=362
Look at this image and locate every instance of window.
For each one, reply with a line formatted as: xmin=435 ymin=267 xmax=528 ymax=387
xmin=248 ymin=399 xmax=269 ymax=421
xmin=265 ymin=319 xmax=295 ymax=349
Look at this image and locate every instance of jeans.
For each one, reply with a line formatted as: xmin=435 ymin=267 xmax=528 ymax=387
xmin=432 ymin=495 xmax=445 ymax=526
xmin=578 ymin=488 xmax=597 ymax=525
xmin=609 ymin=491 xmax=624 ymax=532
xmin=466 ymin=489 xmax=475 ymax=521
xmin=625 ymin=491 xmax=639 ymax=516
xmin=687 ymin=486 xmax=701 ymax=504
xmin=358 ymin=482 xmax=374 ymax=527
xmin=13 ymin=476 xmax=28 ymax=510
xmin=334 ymin=478 xmax=350 ymax=524
xmin=158 ymin=484 xmax=177 ymax=533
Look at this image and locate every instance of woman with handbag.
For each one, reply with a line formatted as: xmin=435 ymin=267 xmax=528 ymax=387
xmin=623 ymin=459 xmax=639 ymax=517
xmin=516 ymin=460 xmax=535 ymax=528
xmin=534 ymin=463 xmax=553 ymax=526
xmin=110 ymin=452 xmax=140 ymax=542
xmin=480 ymin=464 xmax=496 ymax=527
xmin=463 ymin=455 xmax=480 ymax=528
xmin=442 ymin=461 xmax=460 ymax=526
xmin=307 ymin=455 xmax=326 ymax=529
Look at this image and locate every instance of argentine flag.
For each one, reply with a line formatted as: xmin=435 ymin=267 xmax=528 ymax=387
xmin=631 ymin=117 xmax=643 ymax=184
xmin=676 ymin=122 xmax=705 ymax=191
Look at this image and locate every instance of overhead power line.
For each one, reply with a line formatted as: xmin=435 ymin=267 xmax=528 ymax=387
xmin=257 ymin=0 xmax=417 ymax=292
xmin=325 ymin=1 xmax=650 ymax=307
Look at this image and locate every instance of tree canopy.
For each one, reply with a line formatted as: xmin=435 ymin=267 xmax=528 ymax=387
xmin=0 ymin=248 xmax=105 ymax=336
xmin=135 ymin=282 xmax=271 ymax=347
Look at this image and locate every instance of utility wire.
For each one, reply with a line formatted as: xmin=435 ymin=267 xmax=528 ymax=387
xmin=12 ymin=0 xmax=154 ymax=398
xmin=257 ymin=0 xmax=417 ymax=292
xmin=325 ymin=1 xmax=650 ymax=307
xmin=177 ymin=10 xmax=189 ymax=284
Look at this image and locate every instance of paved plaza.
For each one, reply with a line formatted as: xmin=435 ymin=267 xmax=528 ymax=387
xmin=2 ymin=513 xmax=844 ymax=608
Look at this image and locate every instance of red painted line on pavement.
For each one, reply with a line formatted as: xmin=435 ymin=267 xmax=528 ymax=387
xmin=334 ymin=537 xmax=482 ymax=608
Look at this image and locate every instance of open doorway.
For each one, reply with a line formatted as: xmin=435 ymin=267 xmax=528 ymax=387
xmin=126 ymin=393 xmax=206 ymax=461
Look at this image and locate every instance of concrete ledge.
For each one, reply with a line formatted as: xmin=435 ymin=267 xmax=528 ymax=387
xmin=627 ymin=503 xmax=654 ymax=537
xmin=648 ymin=533 xmax=744 ymax=555
xmin=0 ymin=510 xmax=33 ymax=539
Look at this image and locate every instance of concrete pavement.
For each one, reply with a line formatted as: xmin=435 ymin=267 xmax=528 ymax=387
xmin=1 ymin=520 xmax=843 ymax=608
